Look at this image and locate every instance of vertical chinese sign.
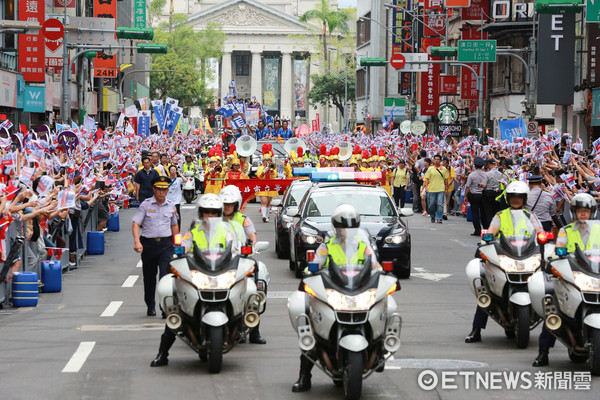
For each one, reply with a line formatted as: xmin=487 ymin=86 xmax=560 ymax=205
xmin=94 ymin=0 xmax=118 ymax=78
xmin=419 ymin=37 xmax=440 ymax=116
xmin=393 ymin=0 xmax=413 ymax=96
xmin=460 ymin=25 xmax=487 ymax=102
xmin=134 ymin=0 xmax=146 ymax=29
xmin=19 ymin=0 xmax=45 ymax=82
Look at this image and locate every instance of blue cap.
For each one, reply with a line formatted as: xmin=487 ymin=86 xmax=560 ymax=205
xmin=474 ymin=157 xmax=485 ymax=167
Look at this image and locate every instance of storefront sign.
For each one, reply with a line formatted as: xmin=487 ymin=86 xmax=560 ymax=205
xmin=591 ymin=89 xmax=600 ymax=127
xmin=18 ymin=0 xmax=45 ymax=82
xmin=94 ymin=0 xmax=118 ymax=78
xmin=424 ymin=0 xmax=446 ymax=37
xmin=0 ymin=70 xmax=18 ymax=107
xmin=419 ymin=37 xmax=440 ymax=116
xmin=439 ymin=75 xmax=458 ymax=95
xmin=23 ymin=85 xmax=45 ymax=113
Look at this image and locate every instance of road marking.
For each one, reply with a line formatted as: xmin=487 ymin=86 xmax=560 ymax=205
xmin=267 ymin=291 xmax=294 ymax=299
xmin=80 ymin=323 xmax=164 ymax=331
xmin=386 ymin=354 xmax=402 ymax=370
xmin=136 ymin=260 xmax=142 ymax=268
xmin=386 ymin=358 xmax=488 ymax=370
xmin=62 ymin=342 xmax=96 ymax=373
xmin=122 ymin=275 xmax=139 ymax=287
xmin=412 ymin=267 xmax=452 ymax=282
xmin=100 ymin=301 xmax=123 ymax=317
xmin=452 ymin=239 xmax=478 ymax=249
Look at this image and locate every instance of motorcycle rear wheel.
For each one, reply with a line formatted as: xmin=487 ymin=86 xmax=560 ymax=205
xmin=590 ymin=328 xmax=600 ymax=375
xmin=207 ymin=326 xmax=224 ymax=373
xmin=515 ymin=305 xmax=530 ymax=349
xmin=343 ymin=350 xmax=363 ymax=400
xmin=568 ymin=348 xmax=587 ymax=364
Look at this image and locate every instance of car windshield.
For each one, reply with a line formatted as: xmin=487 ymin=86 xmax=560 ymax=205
xmin=304 ymin=190 xmax=396 ymax=217
xmin=285 ymin=184 xmax=311 ymax=207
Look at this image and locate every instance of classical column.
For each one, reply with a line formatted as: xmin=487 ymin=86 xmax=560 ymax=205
xmin=280 ymin=51 xmax=293 ymax=120
xmin=221 ymin=51 xmax=232 ymax=99
xmin=251 ymin=52 xmax=262 ymax=104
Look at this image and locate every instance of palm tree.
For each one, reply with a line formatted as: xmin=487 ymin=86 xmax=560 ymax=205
xmin=299 ymin=0 xmax=350 ymax=68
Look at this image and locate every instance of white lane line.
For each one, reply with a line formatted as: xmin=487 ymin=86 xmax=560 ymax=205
xmin=136 ymin=260 xmax=142 ymax=268
xmin=62 ymin=342 xmax=96 ymax=373
xmin=122 ymin=275 xmax=139 ymax=288
xmin=387 ymin=353 xmax=402 ymax=370
xmin=100 ymin=301 xmax=123 ymax=317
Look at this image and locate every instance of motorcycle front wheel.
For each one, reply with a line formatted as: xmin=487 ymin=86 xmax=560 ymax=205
xmin=590 ymin=328 xmax=600 ymax=375
xmin=207 ymin=326 xmax=224 ymax=373
xmin=515 ymin=305 xmax=530 ymax=349
xmin=184 ymin=191 xmax=193 ymax=204
xmin=343 ymin=350 xmax=363 ymax=400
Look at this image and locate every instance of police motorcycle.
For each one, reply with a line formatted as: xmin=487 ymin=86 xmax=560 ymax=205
xmin=182 ymin=171 xmax=198 ymax=204
xmin=466 ymin=216 xmax=555 ymax=348
xmin=529 ymin=221 xmax=600 ymax=375
xmin=157 ymin=218 xmax=269 ymax=373
xmin=288 ymin=225 xmax=402 ymax=400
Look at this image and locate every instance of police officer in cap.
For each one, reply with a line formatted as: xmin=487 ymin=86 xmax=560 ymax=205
xmin=464 ymin=157 xmax=488 ymax=236
xmin=526 ymin=175 xmax=556 ymax=232
xmin=132 ymin=176 xmax=179 ymax=316
xmin=483 ymin=159 xmax=502 ymax=227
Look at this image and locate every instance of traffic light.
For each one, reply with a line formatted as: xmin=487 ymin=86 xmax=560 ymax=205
xmin=359 ymin=58 xmax=387 ymax=67
xmin=136 ymin=43 xmax=168 ymax=54
xmin=116 ymin=27 xmax=154 ymax=40
xmin=484 ymin=127 xmax=491 ymax=135
xmin=430 ymin=47 xmax=458 ymax=57
xmin=535 ymin=0 xmax=583 ymax=14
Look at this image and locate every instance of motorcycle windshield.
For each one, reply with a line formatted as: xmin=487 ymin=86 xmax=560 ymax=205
xmin=573 ymin=221 xmax=600 ymax=274
xmin=190 ymin=218 xmax=237 ymax=272
xmin=326 ymin=228 xmax=374 ymax=291
xmin=497 ymin=212 xmax=537 ymax=258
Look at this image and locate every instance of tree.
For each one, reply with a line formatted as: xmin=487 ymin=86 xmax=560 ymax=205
xmin=307 ymin=70 xmax=355 ymax=116
xmin=299 ymin=0 xmax=350 ymax=67
xmin=149 ymin=15 xmax=226 ymax=108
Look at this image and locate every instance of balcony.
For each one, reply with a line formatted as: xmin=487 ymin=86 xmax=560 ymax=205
xmin=0 ymin=51 xmax=17 ymax=71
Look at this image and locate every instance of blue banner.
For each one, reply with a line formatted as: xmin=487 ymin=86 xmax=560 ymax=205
xmin=151 ymin=100 xmax=165 ymax=131
xmin=137 ymin=111 xmax=151 ymax=137
xmin=164 ymin=97 xmax=178 ymax=119
xmin=499 ymin=117 xmax=527 ymax=142
xmin=165 ymin=106 xmax=182 ymax=136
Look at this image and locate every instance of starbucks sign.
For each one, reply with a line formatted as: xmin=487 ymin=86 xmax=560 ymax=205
xmin=437 ymin=103 xmax=458 ymax=124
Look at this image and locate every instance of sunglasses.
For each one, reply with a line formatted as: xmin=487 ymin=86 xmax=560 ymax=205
xmin=203 ymin=210 xmax=219 ymax=215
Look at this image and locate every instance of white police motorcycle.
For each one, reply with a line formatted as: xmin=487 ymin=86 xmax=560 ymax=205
xmin=288 ymin=228 xmax=402 ymax=400
xmin=182 ymin=170 xmax=201 ymax=204
xmin=466 ymin=220 xmax=554 ymax=348
xmin=528 ymin=221 xmax=600 ymax=375
xmin=157 ymin=219 xmax=269 ymax=373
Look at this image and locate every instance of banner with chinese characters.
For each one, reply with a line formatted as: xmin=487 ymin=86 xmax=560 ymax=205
xmin=225 ymin=179 xmax=295 ymax=206
xmin=19 ymin=0 xmax=45 ymax=82
xmin=460 ymin=25 xmax=487 ymax=100
xmin=419 ymin=37 xmax=440 ymax=116
xmin=393 ymin=0 xmax=413 ymax=95
xmin=424 ymin=0 xmax=446 ymax=37
xmin=439 ymin=75 xmax=458 ymax=95
xmin=94 ymin=0 xmax=118 ymax=78
xmin=134 ymin=0 xmax=146 ymax=28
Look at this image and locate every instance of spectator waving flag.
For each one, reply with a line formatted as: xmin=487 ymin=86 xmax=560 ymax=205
xmin=560 ymin=173 xmax=577 ymax=188
xmin=18 ymin=166 xmax=35 ymax=187
xmin=442 ymin=128 xmax=451 ymax=140
xmin=231 ymin=115 xmax=245 ymax=129
xmin=57 ymin=188 xmax=76 ymax=210
xmin=0 ymin=119 xmax=13 ymax=130
xmin=36 ymin=175 xmax=54 ymax=195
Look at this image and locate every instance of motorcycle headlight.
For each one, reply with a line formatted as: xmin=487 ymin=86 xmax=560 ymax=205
xmin=497 ymin=254 xmax=541 ymax=272
xmin=573 ymin=271 xmax=600 ymax=292
xmin=190 ymin=270 xmax=237 ymax=289
xmin=325 ymin=288 xmax=377 ymax=311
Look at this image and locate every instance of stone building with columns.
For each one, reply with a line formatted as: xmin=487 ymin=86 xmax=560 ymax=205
xmin=161 ymin=0 xmax=339 ymax=126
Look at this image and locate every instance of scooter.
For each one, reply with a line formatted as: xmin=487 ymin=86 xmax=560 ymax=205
xmin=182 ymin=171 xmax=197 ymax=204
xmin=528 ymin=222 xmax=600 ymax=375
xmin=465 ymin=226 xmax=554 ymax=348
xmin=287 ymin=229 xmax=402 ymax=400
xmin=157 ymin=219 xmax=269 ymax=373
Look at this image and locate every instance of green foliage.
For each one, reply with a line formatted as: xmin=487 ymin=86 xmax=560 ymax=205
xmin=307 ymin=70 xmax=355 ymax=116
xmin=149 ymin=15 xmax=226 ymax=108
xmin=148 ymin=0 xmax=166 ymax=27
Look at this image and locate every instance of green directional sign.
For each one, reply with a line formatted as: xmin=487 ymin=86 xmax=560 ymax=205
xmin=587 ymin=0 xmax=600 ymax=23
xmin=360 ymin=57 xmax=387 ymax=67
xmin=458 ymin=40 xmax=497 ymax=62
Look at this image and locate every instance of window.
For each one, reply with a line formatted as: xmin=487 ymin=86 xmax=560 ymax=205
xmin=357 ymin=13 xmax=371 ymax=47
xmin=356 ymin=69 xmax=366 ymax=98
xmin=235 ymin=54 xmax=250 ymax=76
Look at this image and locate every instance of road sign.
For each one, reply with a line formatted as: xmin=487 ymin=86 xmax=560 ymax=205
xmin=65 ymin=17 xmax=118 ymax=46
xmin=587 ymin=0 xmax=600 ymax=22
xmin=42 ymin=18 xmax=63 ymax=40
xmin=402 ymin=53 xmax=428 ymax=72
xmin=390 ymin=53 xmax=406 ymax=70
xmin=458 ymin=40 xmax=497 ymax=62
xmin=526 ymin=121 xmax=538 ymax=136
xmin=359 ymin=57 xmax=387 ymax=67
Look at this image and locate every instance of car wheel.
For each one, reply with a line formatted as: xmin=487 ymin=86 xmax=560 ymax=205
xmin=276 ymin=237 xmax=288 ymax=259
xmin=396 ymin=259 xmax=411 ymax=279
xmin=294 ymin=258 xmax=303 ymax=278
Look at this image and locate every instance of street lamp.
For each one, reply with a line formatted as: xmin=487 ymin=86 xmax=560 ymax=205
xmin=329 ymin=46 xmax=352 ymax=132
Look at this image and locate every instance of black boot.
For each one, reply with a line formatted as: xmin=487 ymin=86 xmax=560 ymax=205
xmin=292 ymin=355 xmax=313 ymax=392
xmin=532 ymin=346 xmax=550 ymax=367
xmin=465 ymin=328 xmax=481 ymax=343
xmin=249 ymin=324 xmax=267 ymax=344
xmin=150 ymin=333 xmax=176 ymax=367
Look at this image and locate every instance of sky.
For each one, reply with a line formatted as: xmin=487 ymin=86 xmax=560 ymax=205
xmin=338 ymin=0 xmax=357 ymax=8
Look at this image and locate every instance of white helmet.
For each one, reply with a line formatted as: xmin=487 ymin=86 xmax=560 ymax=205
xmin=197 ymin=193 xmax=223 ymax=218
xmin=570 ymin=193 xmax=597 ymax=220
xmin=219 ymin=185 xmax=242 ymax=212
xmin=505 ymin=181 xmax=529 ymax=208
xmin=332 ymin=204 xmax=360 ymax=229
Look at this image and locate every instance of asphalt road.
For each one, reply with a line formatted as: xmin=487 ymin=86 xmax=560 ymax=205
xmin=0 ymin=203 xmax=597 ymax=400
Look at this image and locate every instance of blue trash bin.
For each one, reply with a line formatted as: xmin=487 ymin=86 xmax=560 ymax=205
xmin=87 ymin=231 xmax=105 ymax=255
xmin=12 ymin=272 xmax=38 ymax=307
xmin=41 ymin=261 xmax=62 ymax=293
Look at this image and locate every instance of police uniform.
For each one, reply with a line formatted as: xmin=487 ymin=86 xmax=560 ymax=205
xmin=132 ymin=176 xmax=179 ymax=316
xmin=465 ymin=158 xmax=488 ymax=235
xmin=483 ymin=162 xmax=502 ymax=226
xmin=314 ymin=232 xmax=377 ymax=270
xmin=527 ymin=176 xmax=556 ymax=232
